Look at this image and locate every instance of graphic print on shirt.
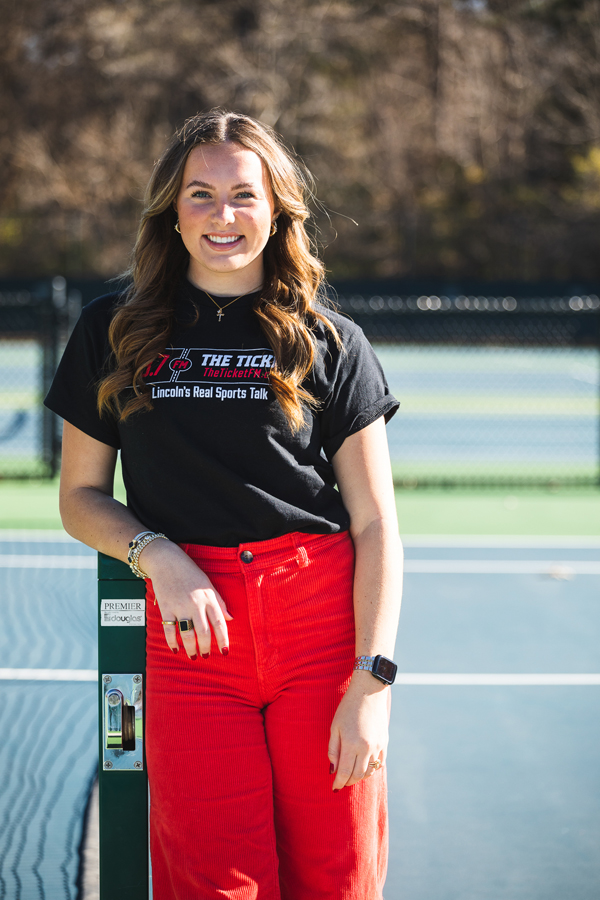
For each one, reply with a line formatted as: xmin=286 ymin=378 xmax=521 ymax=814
xmin=142 ymin=348 xmax=274 ymax=402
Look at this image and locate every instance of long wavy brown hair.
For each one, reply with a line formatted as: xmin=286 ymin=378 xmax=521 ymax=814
xmin=97 ymin=109 xmax=339 ymax=431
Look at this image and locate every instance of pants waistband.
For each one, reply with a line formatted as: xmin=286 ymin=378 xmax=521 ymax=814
xmin=179 ymin=530 xmax=351 ymax=571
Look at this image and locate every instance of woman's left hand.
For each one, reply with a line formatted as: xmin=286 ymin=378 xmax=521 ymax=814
xmin=328 ymin=672 xmax=391 ymax=791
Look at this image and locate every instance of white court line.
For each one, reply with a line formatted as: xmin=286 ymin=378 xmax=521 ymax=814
xmin=0 ymin=668 xmax=97 ymax=681
xmin=0 ymin=529 xmax=77 ymax=542
xmin=0 ymin=669 xmax=598 ymax=685
xmin=2 ymin=532 xmax=600 ymax=548
xmin=0 ymin=555 xmax=96 ymax=568
xmin=401 ymin=535 xmax=600 ymax=548
xmin=397 ymin=673 xmax=600 ymax=686
xmin=403 ymin=560 xmax=600 ymax=575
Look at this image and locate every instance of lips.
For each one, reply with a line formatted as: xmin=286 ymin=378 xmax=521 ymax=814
xmin=204 ymin=234 xmax=243 ymax=248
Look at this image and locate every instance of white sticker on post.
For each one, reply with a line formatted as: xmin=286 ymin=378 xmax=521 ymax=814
xmin=100 ymin=600 xmax=145 ymax=626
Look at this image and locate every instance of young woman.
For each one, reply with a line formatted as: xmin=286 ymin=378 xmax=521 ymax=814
xmin=45 ymin=109 xmax=403 ymax=900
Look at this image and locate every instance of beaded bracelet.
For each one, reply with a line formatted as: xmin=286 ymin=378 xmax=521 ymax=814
xmin=127 ymin=531 xmax=168 ymax=578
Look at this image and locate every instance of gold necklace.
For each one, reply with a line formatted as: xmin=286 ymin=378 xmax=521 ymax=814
xmin=202 ymin=289 xmax=250 ymax=321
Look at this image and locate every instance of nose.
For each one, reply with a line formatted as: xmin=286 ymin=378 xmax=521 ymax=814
xmin=211 ymin=200 xmax=236 ymax=227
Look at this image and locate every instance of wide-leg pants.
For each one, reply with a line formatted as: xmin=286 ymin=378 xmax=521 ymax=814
xmin=145 ymin=531 xmax=388 ymax=900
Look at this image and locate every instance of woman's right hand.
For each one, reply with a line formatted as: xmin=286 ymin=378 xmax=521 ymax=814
xmin=139 ymin=538 xmax=233 ymax=659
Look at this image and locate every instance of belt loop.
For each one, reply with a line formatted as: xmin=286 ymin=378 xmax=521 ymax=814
xmin=292 ymin=535 xmax=310 ymax=569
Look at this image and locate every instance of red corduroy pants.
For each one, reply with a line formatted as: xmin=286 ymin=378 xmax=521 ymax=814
xmin=145 ymin=531 xmax=388 ymax=900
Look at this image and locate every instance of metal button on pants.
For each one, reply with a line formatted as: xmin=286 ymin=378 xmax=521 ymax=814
xmin=145 ymin=531 xmax=388 ymax=900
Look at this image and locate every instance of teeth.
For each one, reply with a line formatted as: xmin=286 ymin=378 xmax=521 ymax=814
xmin=207 ymin=235 xmax=240 ymax=244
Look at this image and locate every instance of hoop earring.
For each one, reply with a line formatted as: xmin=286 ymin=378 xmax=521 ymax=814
xmin=269 ymin=221 xmax=278 ymax=236
xmin=175 ymin=220 xmax=181 ymax=234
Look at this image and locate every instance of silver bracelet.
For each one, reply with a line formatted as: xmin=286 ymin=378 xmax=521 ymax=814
xmin=127 ymin=531 xmax=168 ymax=578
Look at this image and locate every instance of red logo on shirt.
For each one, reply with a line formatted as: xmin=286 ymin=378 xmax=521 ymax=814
xmin=142 ymin=355 xmax=170 ymax=379
xmin=169 ymin=357 xmax=192 ymax=372
xmin=142 ymin=348 xmax=274 ymax=386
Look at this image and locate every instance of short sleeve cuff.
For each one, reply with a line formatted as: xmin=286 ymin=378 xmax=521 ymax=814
xmin=43 ymin=400 xmax=121 ymax=450
xmin=323 ymin=396 xmax=399 ymax=461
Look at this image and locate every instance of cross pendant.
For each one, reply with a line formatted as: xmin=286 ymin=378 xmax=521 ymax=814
xmin=217 ymin=309 xmax=224 ymax=321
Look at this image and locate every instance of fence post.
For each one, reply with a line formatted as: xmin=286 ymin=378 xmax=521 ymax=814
xmin=40 ymin=279 xmax=63 ymax=477
xmin=598 ymin=317 xmax=600 ymax=488
xmin=98 ymin=552 xmax=149 ymax=900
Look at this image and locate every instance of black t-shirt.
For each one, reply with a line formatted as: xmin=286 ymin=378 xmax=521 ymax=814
xmin=44 ymin=280 xmax=399 ymax=545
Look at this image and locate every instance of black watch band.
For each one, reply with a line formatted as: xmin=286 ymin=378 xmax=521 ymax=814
xmin=354 ymin=654 xmax=398 ymax=685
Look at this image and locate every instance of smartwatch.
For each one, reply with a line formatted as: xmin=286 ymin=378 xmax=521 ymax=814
xmin=354 ymin=655 xmax=398 ymax=686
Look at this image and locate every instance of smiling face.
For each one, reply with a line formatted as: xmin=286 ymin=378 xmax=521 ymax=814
xmin=175 ymin=141 xmax=277 ymax=296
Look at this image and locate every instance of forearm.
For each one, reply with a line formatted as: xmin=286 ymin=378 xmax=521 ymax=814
xmin=352 ymin=515 xmax=402 ymax=657
xmin=58 ymin=422 xmax=156 ymax=563
xmin=348 ymin=515 xmax=403 ymax=694
xmin=61 ymin=481 xmax=206 ymax=591
xmin=60 ymin=484 xmax=152 ymax=564
xmin=330 ymin=418 xmax=403 ymax=697
xmin=329 ymin=515 xmax=402 ymax=785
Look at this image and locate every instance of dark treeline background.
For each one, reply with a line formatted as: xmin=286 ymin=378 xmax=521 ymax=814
xmin=2 ymin=0 xmax=600 ymax=282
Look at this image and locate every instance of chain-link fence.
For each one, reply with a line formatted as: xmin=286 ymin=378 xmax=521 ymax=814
xmin=0 ymin=278 xmax=82 ymax=479
xmin=1 ymin=279 xmax=598 ymax=486
xmin=330 ymin=291 xmax=599 ymax=487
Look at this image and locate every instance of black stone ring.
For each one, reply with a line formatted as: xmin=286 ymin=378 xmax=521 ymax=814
xmin=178 ymin=619 xmax=195 ymax=633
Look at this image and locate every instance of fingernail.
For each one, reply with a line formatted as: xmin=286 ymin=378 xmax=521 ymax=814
xmin=221 ymin=647 xmax=229 ymax=656
xmin=202 ymin=653 xmax=210 ymax=659
xmin=171 ymin=648 xmax=178 ymax=654
xmin=333 ymin=789 xmax=340 ymax=794
xmin=329 ymin=763 xmax=334 ymax=775
xmin=190 ymin=654 xmax=198 ymax=661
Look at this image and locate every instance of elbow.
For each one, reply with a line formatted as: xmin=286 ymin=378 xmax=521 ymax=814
xmin=59 ymin=483 xmax=109 ymax=541
xmin=58 ymin=486 xmax=82 ymax=539
xmin=349 ymin=512 xmax=401 ymax=549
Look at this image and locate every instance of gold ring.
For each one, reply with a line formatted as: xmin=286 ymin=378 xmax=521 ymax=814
xmin=368 ymin=760 xmax=382 ymax=770
xmin=162 ymin=620 xmax=177 ymax=626
xmin=178 ymin=619 xmax=195 ymax=633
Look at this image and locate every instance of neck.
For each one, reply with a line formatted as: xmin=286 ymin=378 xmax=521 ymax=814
xmin=186 ymin=264 xmax=264 ymax=299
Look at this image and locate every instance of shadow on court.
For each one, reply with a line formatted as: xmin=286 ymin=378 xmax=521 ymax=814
xmin=0 ymin=532 xmax=599 ymax=899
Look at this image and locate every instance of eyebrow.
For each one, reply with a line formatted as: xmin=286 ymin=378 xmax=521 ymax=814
xmin=184 ymin=180 xmax=256 ymax=191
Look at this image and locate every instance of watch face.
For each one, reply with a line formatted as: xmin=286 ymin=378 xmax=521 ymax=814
xmin=374 ymin=656 xmax=397 ymax=684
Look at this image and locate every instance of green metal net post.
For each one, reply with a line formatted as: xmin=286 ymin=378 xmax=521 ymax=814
xmin=98 ymin=553 xmax=149 ymax=900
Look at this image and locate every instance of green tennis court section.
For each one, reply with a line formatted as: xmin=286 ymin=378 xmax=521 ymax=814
xmin=376 ymin=346 xmax=598 ymax=484
xmin=1 ymin=476 xmax=599 ymax=535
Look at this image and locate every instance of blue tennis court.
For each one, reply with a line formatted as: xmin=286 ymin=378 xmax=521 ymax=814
xmin=387 ymin=537 xmax=600 ymax=900
xmin=1 ymin=531 xmax=599 ymax=898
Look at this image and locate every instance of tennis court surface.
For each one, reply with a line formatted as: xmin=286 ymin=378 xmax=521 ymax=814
xmin=0 ymin=530 xmax=599 ymax=899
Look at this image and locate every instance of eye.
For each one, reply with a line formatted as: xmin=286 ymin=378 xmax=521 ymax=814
xmin=236 ymin=191 xmax=254 ymax=199
xmin=191 ymin=189 xmax=211 ymax=198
